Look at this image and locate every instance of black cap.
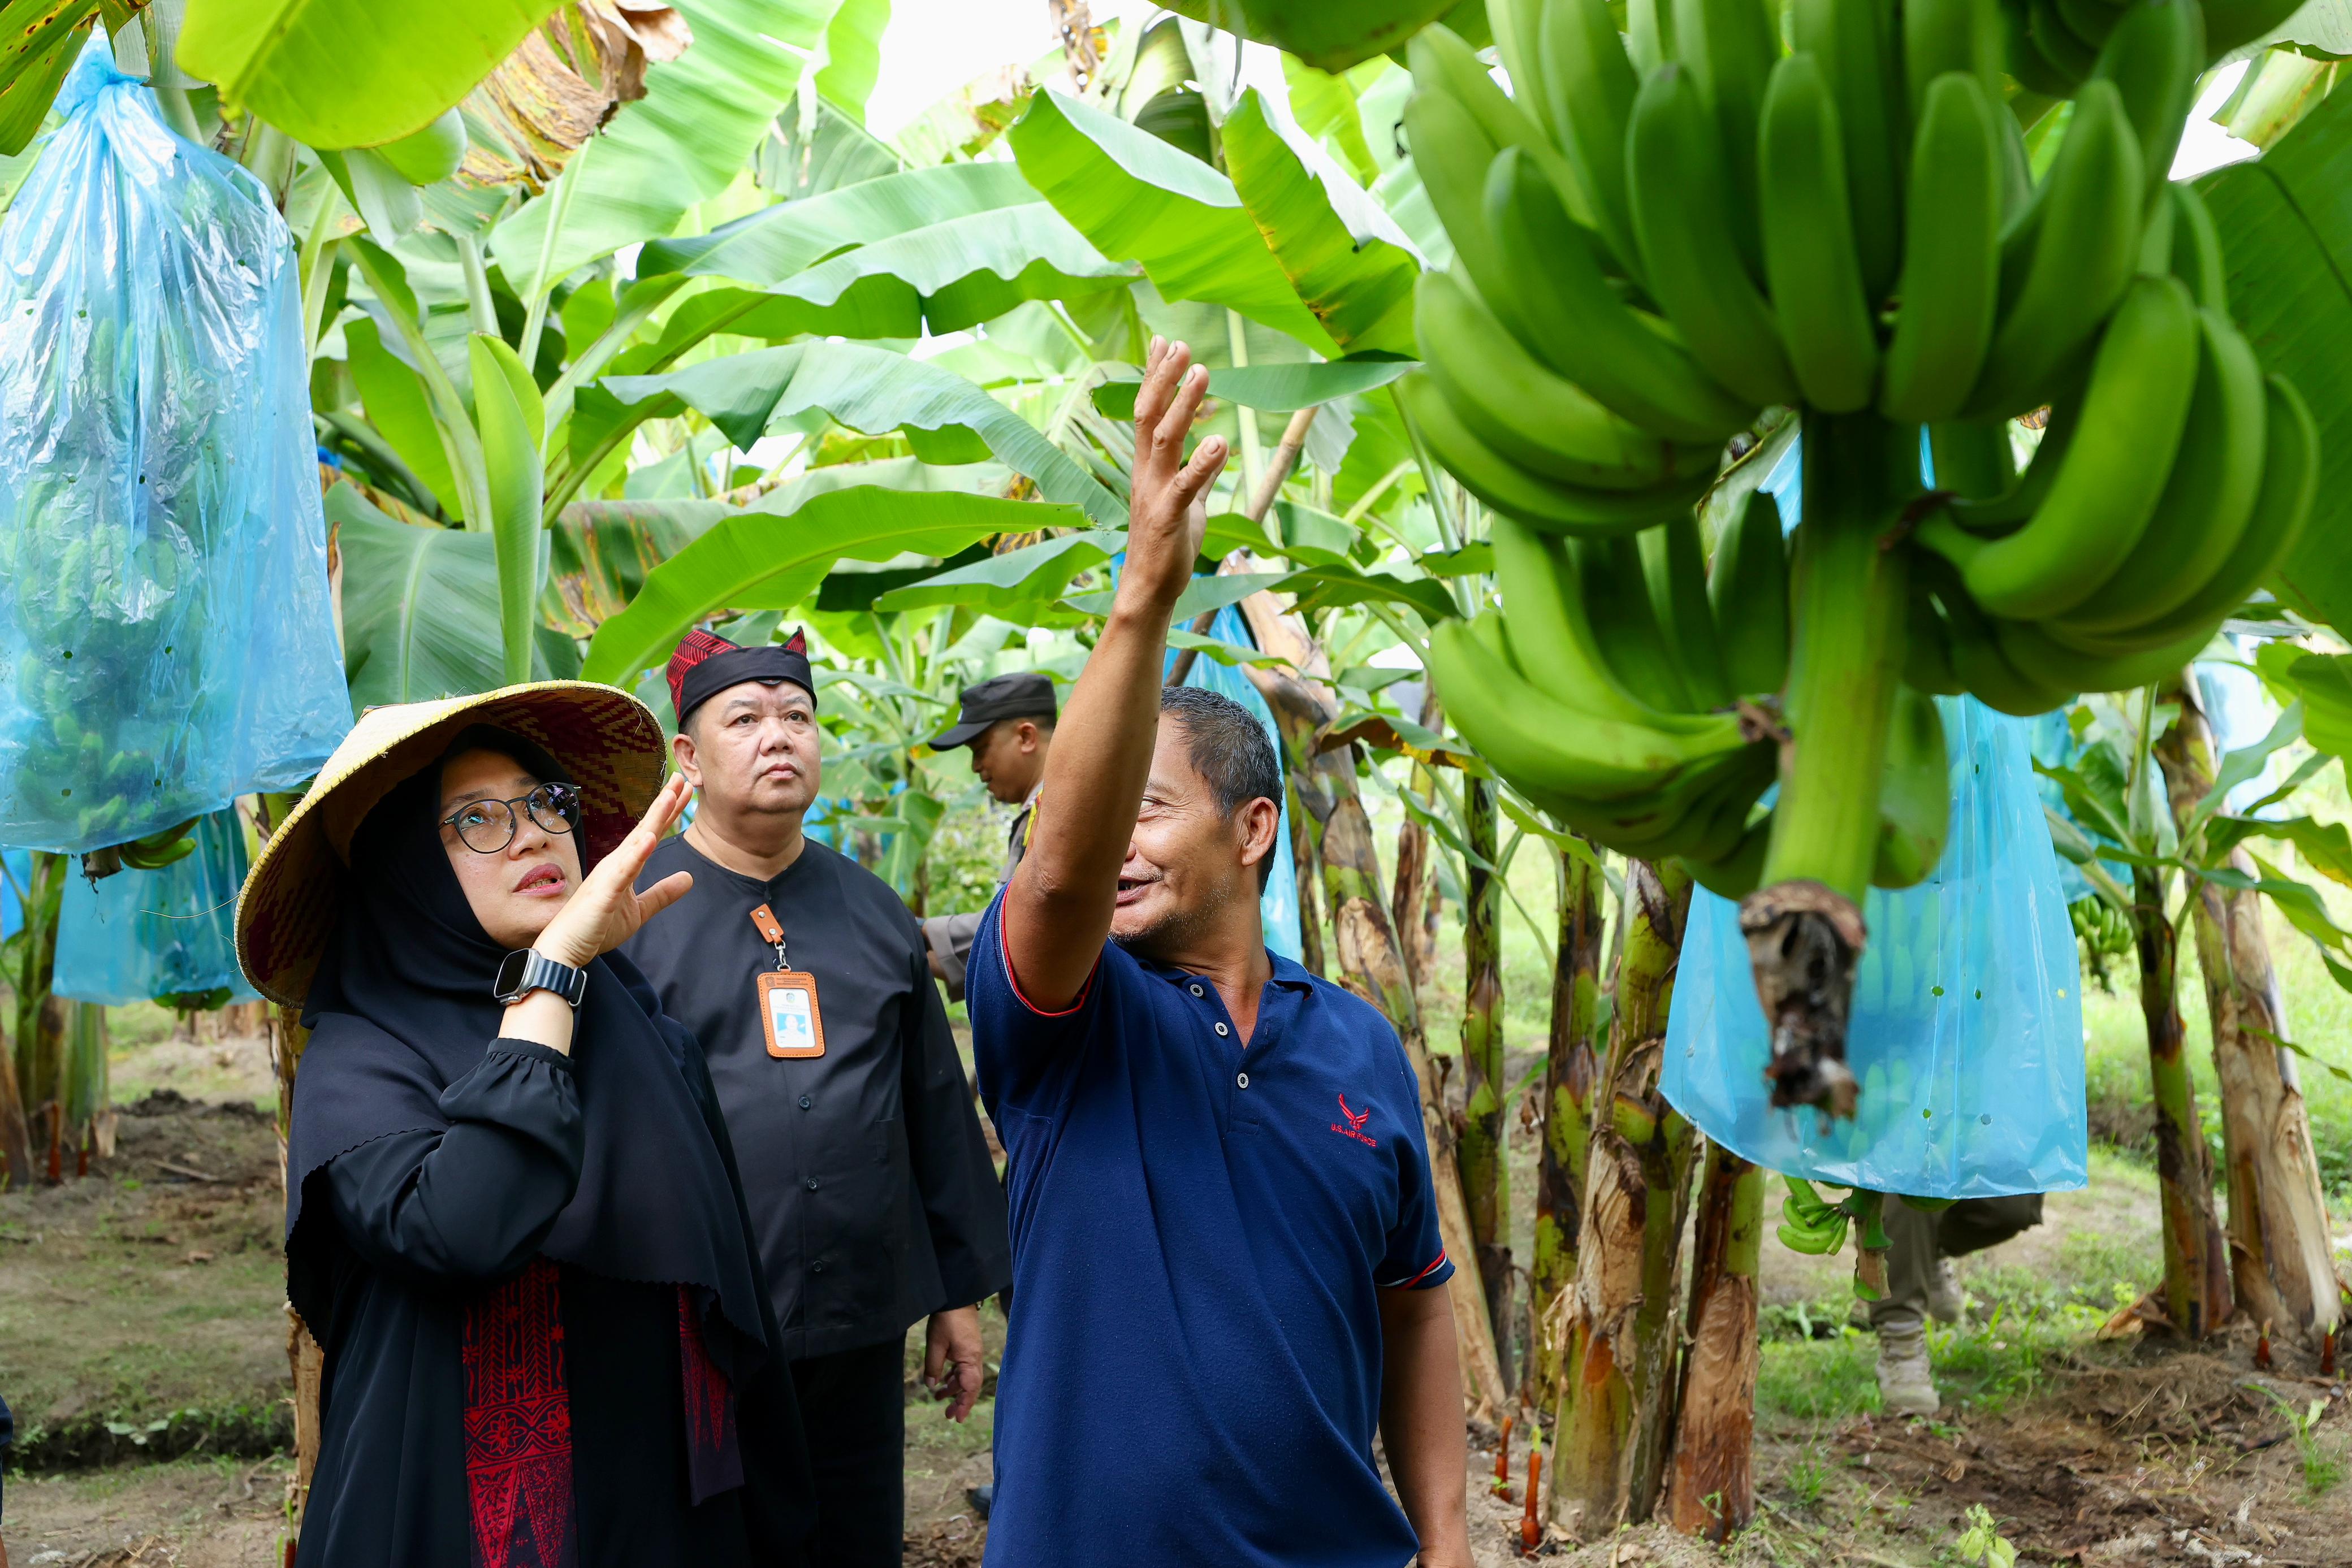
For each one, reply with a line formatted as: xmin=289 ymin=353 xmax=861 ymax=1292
xmin=930 ymin=672 xmax=1057 ymax=750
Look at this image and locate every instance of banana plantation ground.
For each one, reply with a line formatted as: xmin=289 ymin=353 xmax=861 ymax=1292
xmin=4 ymin=797 xmax=2350 ymax=1567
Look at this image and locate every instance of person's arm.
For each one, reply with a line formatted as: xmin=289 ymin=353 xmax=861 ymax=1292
xmin=920 ymin=911 xmax=984 ymax=1000
xmin=1378 ymin=1284 xmax=1473 ymax=1568
xmin=1004 ymin=339 xmax=1226 ymax=1008
xmin=321 ymin=1043 xmax=586 ymax=1285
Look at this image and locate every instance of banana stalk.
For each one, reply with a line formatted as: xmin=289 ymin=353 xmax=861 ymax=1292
xmin=12 ymin=852 xmax=64 ymax=1185
xmin=2134 ymin=855 xmax=2234 ymax=1338
xmin=1528 ymin=839 xmax=1606 ymax=1401
xmin=1746 ymin=412 xmax=1916 ymax=1116
xmin=1460 ymin=777 xmax=1512 ymax=1359
xmin=1664 ymin=1143 xmax=1762 ymax=1540
xmin=1551 ymin=859 xmax=1698 ymax=1536
xmin=2154 ymin=685 xmax=2339 ymax=1342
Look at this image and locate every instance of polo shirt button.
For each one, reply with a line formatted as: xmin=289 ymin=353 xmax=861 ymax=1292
xmin=1214 ymin=1021 xmax=1230 ymax=1037
xmin=804 ymin=1177 xmax=820 ymax=1192
xmin=1188 ymin=984 xmax=1204 ymax=997
xmin=811 ymin=1261 xmax=825 ymax=1274
xmin=798 ymin=1094 xmax=812 ymax=1110
xmin=1236 ymin=1072 xmax=1250 ymax=1089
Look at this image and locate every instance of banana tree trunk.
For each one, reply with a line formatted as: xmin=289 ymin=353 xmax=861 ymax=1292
xmin=1255 ymin=668 xmax=1507 ymax=1415
xmin=2155 ymin=688 xmax=2338 ymax=1343
xmin=1666 ymin=1143 xmax=1762 ymax=1540
xmin=62 ymin=1001 xmax=108 ymax=1175
xmin=1552 ymin=859 xmax=1700 ymax=1536
xmin=1393 ymin=804 xmax=1433 ymax=992
xmin=1529 ymin=841 xmax=1605 ymax=1398
xmin=2134 ymin=862 xmax=2233 ymax=1339
xmin=1460 ymin=776 xmax=1511 ymax=1368
xmin=0 ymin=985 xmax=29 ymax=1187
xmin=1289 ymin=777 xmax=1328 ymax=979
xmin=14 ymin=852 xmax=64 ymax=1184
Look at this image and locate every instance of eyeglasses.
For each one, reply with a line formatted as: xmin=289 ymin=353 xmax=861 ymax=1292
xmin=440 ymin=783 xmax=581 ymax=854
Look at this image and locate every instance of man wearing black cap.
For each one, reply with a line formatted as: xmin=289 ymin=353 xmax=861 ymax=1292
xmin=920 ymin=672 xmax=1057 ymax=1003
xmin=622 ymin=626 xmax=1011 ymax=1568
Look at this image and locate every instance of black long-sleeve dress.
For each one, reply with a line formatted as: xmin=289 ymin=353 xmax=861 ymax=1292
xmin=283 ymin=752 xmax=815 ymax=1568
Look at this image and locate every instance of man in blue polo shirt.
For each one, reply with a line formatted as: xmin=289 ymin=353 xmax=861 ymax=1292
xmin=967 ymin=337 xmax=1472 ymax=1566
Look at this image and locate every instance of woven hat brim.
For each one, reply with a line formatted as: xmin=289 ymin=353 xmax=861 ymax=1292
xmin=235 ymin=682 xmax=667 ymax=1011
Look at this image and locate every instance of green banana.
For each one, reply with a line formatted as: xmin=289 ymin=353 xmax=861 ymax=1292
xmin=1540 ymin=747 xmax=1776 ymax=864
xmin=2052 ymin=307 xmax=2265 ymax=633
xmin=2170 ymin=181 xmax=2226 ymax=311
xmin=1872 ymin=685 xmax=1951 ymax=889
xmin=1415 ymin=269 xmax=1706 ymax=491
xmin=2000 ymin=0 xmax=2076 ymax=96
xmin=1710 ymin=488 xmax=1791 ymax=696
xmin=2053 ymin=0 xmax=2120 ymax=54
xmin=1485 ymin=149 xmax=1755 ymax=443
xmin=1950 ymin=393 xmax=2080 ymax=532
xmin=1430 ymin=614 xmax=1750 ymax=803
xmin=2135 ymin=179 xmax=2177 ymax=274
xmin=1688 ymin=811 xmax=1771 ymax=900
xmin=1491 ymin=512 xmax=1726 ymax=733
xmin=1629 ymin=0 xmax=1677 ymax=74
xmin=1879 ymin=72 xmax=2003 ymax=423
xmin=1489 ymin=0 xmax=1556 ymax=142
xmin=1903 ymin=580 xmax=1968 ymax=696
xmin=1576 ymin=533 xmax=1701 ymax=712
xmin=2206 ymin=0 xmax=2310 ymax=57
xmin=1408 ymin=25 xmax=1588 ymax=226
xmin=1779 ymin=1177 xmax=1852 ymax=1255
xmin=1904 ymin=0 xmax=2006 ymax=118
xmin=1403 ymin=89 xmax=1507 ymax=292
xmin=1964 ymin=79 xmax=2145 ymax=418
xmin=1627 ymin=63 xmax=1802 ymax=408
xmin=1537 ymin=0 xmax=1648 ymax=283
xmin=119 ymin=817 xmax=200 ymax=870
xmin=1995 ymin=616 xmax=2220 ymax=694
xmin=2043 ymin=374 xmax=2318 ymax=655
xmin=1395 ymin=374 xmax=1714 ymax=536
xmin=1923 ymin=275 xmax=2199 ymax=618
xmin=1640 ymin=512 xmax=1735 ymax=708
xmin=1671 ymin=0 xmax=1780 ymax=279
xmin=1791 ymin=0 xmax=1906 ymax=297
xmin=2088 ymin=0 xmax=2202 ymax=206
xmin=1927 ymin=419 xmax=2016 ymax=501
xmin=1758 ymin=52 xmax=1880 ymax=413
xmin=2028 ymin=0 xmax=2099 ymax=80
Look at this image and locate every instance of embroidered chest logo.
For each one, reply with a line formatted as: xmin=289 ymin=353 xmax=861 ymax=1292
xmin=1331 ymin=1093 xmax=1378 ymax=1147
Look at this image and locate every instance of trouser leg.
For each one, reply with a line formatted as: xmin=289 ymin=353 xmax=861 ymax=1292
xmin=789 ymin=1339 xmax=907 ymax=1568
xmin=1868 ymin=1196 xmax=1942 ymax=1337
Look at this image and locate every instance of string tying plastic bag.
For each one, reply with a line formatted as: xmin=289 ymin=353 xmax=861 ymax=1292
xmin=0 ymin=49 xmax=347 ymax=854
xmin=1661 ymin=697 xmax=2088 ymax=1197
xmin=55 ymin=807 xmax=257 ymax=1007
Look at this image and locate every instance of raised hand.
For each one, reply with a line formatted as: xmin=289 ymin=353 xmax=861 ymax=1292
xmin=1122 ymin=337 xmax=1228 ymax=610
xmin=534 ymin=773 xmax=695 ymax=967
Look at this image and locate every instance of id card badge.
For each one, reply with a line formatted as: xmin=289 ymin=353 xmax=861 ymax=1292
xmin=750 ymin=903 xmax=825 ymax=1059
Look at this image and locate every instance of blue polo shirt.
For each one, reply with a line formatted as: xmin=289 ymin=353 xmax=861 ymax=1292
xmin=968 ymin=895 xmax=1453 ymax=1567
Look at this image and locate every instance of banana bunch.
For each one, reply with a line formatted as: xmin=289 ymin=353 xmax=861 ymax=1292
xmin=1777 ymin=1176 xmax=1852 ymax=1255
xmin=1428 ymin=505 xmax=1780 ymax=889
xmin=2000 ymin=0 xmax=2306 ymax=95
xmin=1906 ymin=182 xmax=2320 ymax=718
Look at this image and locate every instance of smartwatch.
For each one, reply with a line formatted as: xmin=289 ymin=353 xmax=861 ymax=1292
xmin=494 ymin=948 xmax=589 ymax=1009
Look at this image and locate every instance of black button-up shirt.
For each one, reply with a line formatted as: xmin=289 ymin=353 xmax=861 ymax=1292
xmin=625 ymin=834 xmax=1011 ymax=1361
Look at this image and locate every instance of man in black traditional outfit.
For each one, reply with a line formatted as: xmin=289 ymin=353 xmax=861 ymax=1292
xmin=625 ymin=628 xmax=1011 ymax=1568
xmin=919 ymin=671 xmax=1057 ymax=1002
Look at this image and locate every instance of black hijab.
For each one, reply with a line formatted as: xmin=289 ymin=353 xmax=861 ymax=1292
xmin=284 ymin=729 xmax=771 ymax=1373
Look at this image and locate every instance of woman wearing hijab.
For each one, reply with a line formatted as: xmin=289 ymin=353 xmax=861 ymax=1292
xmin=236 ymin=683 xmax=814 ymax=1567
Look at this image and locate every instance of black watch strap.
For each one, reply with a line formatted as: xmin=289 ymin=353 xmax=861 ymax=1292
xmin=494 ymin=948 xmax=589 ymax=1008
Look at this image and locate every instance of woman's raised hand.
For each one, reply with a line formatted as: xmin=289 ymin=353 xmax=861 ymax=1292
xmin=534 ymin=774 xmax=695 ymax=968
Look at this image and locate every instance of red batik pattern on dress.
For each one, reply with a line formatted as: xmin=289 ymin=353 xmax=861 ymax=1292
xmin=464 ymin=1257 xmax=579 ymax=1568
xmin=677 ymin=1286 xmax=743 ymax=1504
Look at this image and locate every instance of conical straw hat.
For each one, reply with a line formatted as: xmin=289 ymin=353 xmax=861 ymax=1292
xmin=236 ymin=681 xmax=667 ymax=1009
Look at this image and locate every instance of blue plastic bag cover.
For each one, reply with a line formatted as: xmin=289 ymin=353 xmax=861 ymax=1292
xmin=55 ymin=807 xmax=258 ymax=1006
xmin=1661 ymin=698 xmax=2089 ymax=1198
xmin=1176 ymin=602 xmax=1303 ymax=963
xmin=0 ymin=49 xmax=348 ymax=854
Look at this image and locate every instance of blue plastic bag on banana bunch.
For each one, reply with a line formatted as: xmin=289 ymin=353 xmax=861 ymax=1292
xmin=54 ymin=807 xmax=258 ymax=1007
xmin=1661 ymin=700 xmax=2087 ymax=1197
xmin=0 ymin=47 xmax=347 ymax=854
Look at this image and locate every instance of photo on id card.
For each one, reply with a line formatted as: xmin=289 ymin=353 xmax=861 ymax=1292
xmin=760 ymin=970 xmax=825 ymax=1058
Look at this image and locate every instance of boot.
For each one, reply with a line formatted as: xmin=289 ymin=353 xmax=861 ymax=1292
xmin=1877 ymin=1326 xmax=1940 ymax=1417
xmin=1927 ymin=1257 xmax=1965 ymax=1324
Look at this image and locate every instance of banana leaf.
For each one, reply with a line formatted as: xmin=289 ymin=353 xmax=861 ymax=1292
xmin=813 ymin=0 xmax=888 ymax=123
xmin=2202 ymin=84 xmax=2352 ymax=636
xmin=1089 ymin=357 xmax=1417 ymax=418
xmin=598 ymin=343 xmax=1124 ymax=523
xmin=178 ymin=0 xmax=563 ymax=148
xmin=469 ymin=334 xmax=545 ymax=685
xmin=488 ymin=0 xmax=845 ymax=298
xmin=580 ymin=487 xmax=1084 ymax=685
xmin=1009 ymin=89 xmax=1339 ymax=353
xmin=0 ymin=0 xmax=94 ymax=158
xmin=642 ymin=163 xmax=1042 ymax=281
xmin=346 ymin=317 xmax=466 ymax=520
xmin=332 ymin=486 xmax=505 ymax=708
xmin=1221 ymin=88 xmax=1421 ymax=356
xmin=871 ymin=529 xmax=1128 ymax=615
